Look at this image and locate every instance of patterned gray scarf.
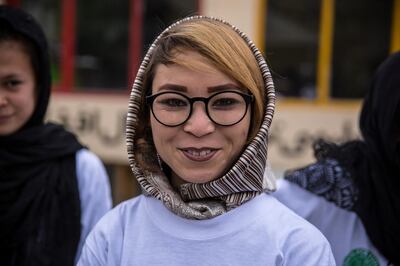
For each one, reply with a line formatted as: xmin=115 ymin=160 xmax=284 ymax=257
xmin=126 ymin=16 xmax=276 ymax=220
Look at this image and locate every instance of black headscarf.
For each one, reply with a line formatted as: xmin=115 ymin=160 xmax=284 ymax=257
xmin=353 ymin=51 xmax=400 ymax=265
xmin=285 ymin=52 xmax=400 ymax=265
xmin=0 ymin=5 xmax=83 ymax=266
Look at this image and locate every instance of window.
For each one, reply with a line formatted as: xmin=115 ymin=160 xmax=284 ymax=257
xmin=22 ymin=0 xmax=61 ymax=85
xmin=142 ymin=0 xmax=197 ymax=54
xmin=75 ymin=0 xmax=129 ymax=90
xmin=265 ymin=0 xmax=320 ymax=99
xmin=331 ymin=0 xmax=392 ymax=98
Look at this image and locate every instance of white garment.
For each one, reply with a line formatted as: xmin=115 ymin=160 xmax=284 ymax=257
xmin=76 ymin=149 xmax=113 ymax=261
xmin=274 ymin=179 xmax=387 ymax=266
xmin=77 ymin=193 xmax=335 ymax=266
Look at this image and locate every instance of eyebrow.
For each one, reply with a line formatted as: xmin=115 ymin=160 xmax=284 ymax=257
xmin=155 ymin=83 xmax=245 ymax=93
xmin=0 ymin=74 xmax=21 ymax=80
xmin=156 ymin=84 xmax=187 ymax=92
xmin=207 ymin=84 xmax=245 ymax=93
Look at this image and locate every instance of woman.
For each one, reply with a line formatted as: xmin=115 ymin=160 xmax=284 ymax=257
xmin=0 ymin=5 xmax=112 ymax=265
xmin=274 ymin=52 xmax=400 ymax=265
xmin=78 ymin=16 xmax=334 ymax=265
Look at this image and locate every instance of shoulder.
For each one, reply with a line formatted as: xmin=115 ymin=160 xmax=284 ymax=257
xmin=273 ymin=179 xmax=319 ymax=209
xmin=75 ymin=149 xmax=112 ymax=261
xmin=262 ymin=193 xmax=330 ymax=242
xmin=79 ymin=195 xmax=146 ymax=259
xmin=257 ymin=194 xmax=336 ymax=265
xmin=274 ymin=195 xmax=335 ymax=265
xmin=233 ymin=194 xmax=337 ymax=265
xmin=274 ymin=180 xmax=386 ymax=265
xmin=95 ymin=195 xmax=145 ymax=229
xmin=284 ymin=159 xmax=358 ymax=210
xmin=75 ymin=148 xmax=111 ymax=204
xmin=75 ymin=149 xmax=110 ymax=193
xmin=78 ymin=195 xmax=146 ymax=265
xmin=273 ymin=178 xmax=339 ymax=221
xmin=249 ymin=194 xmax=331 ymax=247
xmin=76 ymin=149 xmax=105 ymax=170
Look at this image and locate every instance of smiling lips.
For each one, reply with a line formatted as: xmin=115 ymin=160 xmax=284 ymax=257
xmin=180 ymin=148 xmax=218 ymax=162
xmin=0 ymin=114 xmax=12 ymax=122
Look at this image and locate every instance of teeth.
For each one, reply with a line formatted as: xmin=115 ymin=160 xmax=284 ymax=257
xmin=187 ymin=149 xmax=212 ymax=157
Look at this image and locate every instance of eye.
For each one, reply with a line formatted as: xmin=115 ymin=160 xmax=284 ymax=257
xmin=3 ymin=79 xmax=22 ymax=90
xmin=214 ymin=98 xmax=238 ymax=105
xmin=158 ymin=98 xmax=188 ymax=107
xmin=212 ymin=97 xmax=241 ymax=109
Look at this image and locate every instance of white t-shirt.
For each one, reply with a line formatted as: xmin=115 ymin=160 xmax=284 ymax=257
xmin=76 ymin=149 xmax=113 ymax=261
xmin=77 ymin=193 xmax=335 ymax=266
xmin=274 ymin=179 xmax=387 ymax=266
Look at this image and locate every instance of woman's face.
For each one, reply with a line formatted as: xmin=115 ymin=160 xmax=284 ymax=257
xmin=150 ymin=50 xmax=251 ymax=185
xmin=0 ymin=40 xmax=36 ymax=136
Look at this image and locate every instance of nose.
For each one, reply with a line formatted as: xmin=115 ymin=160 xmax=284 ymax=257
xmin=0 ymin=94 xmax=7 ymax=107
xmin=183 ymin=102 xmax=215 ymax=137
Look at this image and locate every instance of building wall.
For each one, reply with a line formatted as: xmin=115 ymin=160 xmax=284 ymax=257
xmin=200 ymin=0 xmax=259 ymax=43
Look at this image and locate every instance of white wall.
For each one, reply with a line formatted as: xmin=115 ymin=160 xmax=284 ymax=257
xmin=47 ymin=93 xmax=129 ymax=164
xmin=200 ymin=0 xmax=259 ymax=44
xmin=269 ymin=103 xmax=360 ymax=176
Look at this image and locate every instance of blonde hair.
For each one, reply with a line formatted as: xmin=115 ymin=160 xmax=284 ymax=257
xmin=142 ymin=18 xmax=265 ymax=141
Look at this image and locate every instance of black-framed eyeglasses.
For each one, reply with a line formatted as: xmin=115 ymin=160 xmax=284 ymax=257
xmin=146 ymin=90 xmax=254 ymax=127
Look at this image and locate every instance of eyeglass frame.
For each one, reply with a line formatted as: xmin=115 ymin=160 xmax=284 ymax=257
xmin=145 ymin=90 xmax=254 ymax=127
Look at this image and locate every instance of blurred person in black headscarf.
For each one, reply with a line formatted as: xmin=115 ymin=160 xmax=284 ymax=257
xmin=274 ymin=52 xmax=400 ymax=266
xmin=0 ymin=5 xmax=112 ymax=265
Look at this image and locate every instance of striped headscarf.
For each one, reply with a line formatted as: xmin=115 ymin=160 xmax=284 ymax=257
xmin=126 ymin=16 xmax=276 ymax=219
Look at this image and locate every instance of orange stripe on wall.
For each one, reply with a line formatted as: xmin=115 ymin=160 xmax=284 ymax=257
xmin=391 ymin=0 xmax=400 ymax=53
xmin=316 ymin=0 xmax=335 ymax=104
xmin=255 ymin=0 xmax=267 ymax=53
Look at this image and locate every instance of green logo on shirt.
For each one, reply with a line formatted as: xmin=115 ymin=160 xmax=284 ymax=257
xmin=343 ymin=248 xmax=379 ymax=266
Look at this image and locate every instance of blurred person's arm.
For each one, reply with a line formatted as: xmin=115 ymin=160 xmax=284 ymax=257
xmin=75 ymin=149 xmax=112 ymax=262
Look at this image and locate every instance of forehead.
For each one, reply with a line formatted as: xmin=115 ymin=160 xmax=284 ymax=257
xmin=0 ymin=39 xmax=29 ymax=55
xmin=0 ymin=40 xmax=32 ymax=71
xmin=151 ymin=49 xmax=238 ymax=93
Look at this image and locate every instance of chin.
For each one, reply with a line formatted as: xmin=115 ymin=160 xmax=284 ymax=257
xmin=0 ymin=128 xmax=15 ymax=136
xmin=180 ymin=171 xmax=221 ymax=184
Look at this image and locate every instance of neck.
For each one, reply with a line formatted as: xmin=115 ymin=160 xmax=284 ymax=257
xmin=170 ymin=172 xmax=187 ymax=191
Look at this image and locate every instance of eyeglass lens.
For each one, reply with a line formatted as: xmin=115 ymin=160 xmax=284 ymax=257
xmin=151 ymin=91 xmax=249 ymax=126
